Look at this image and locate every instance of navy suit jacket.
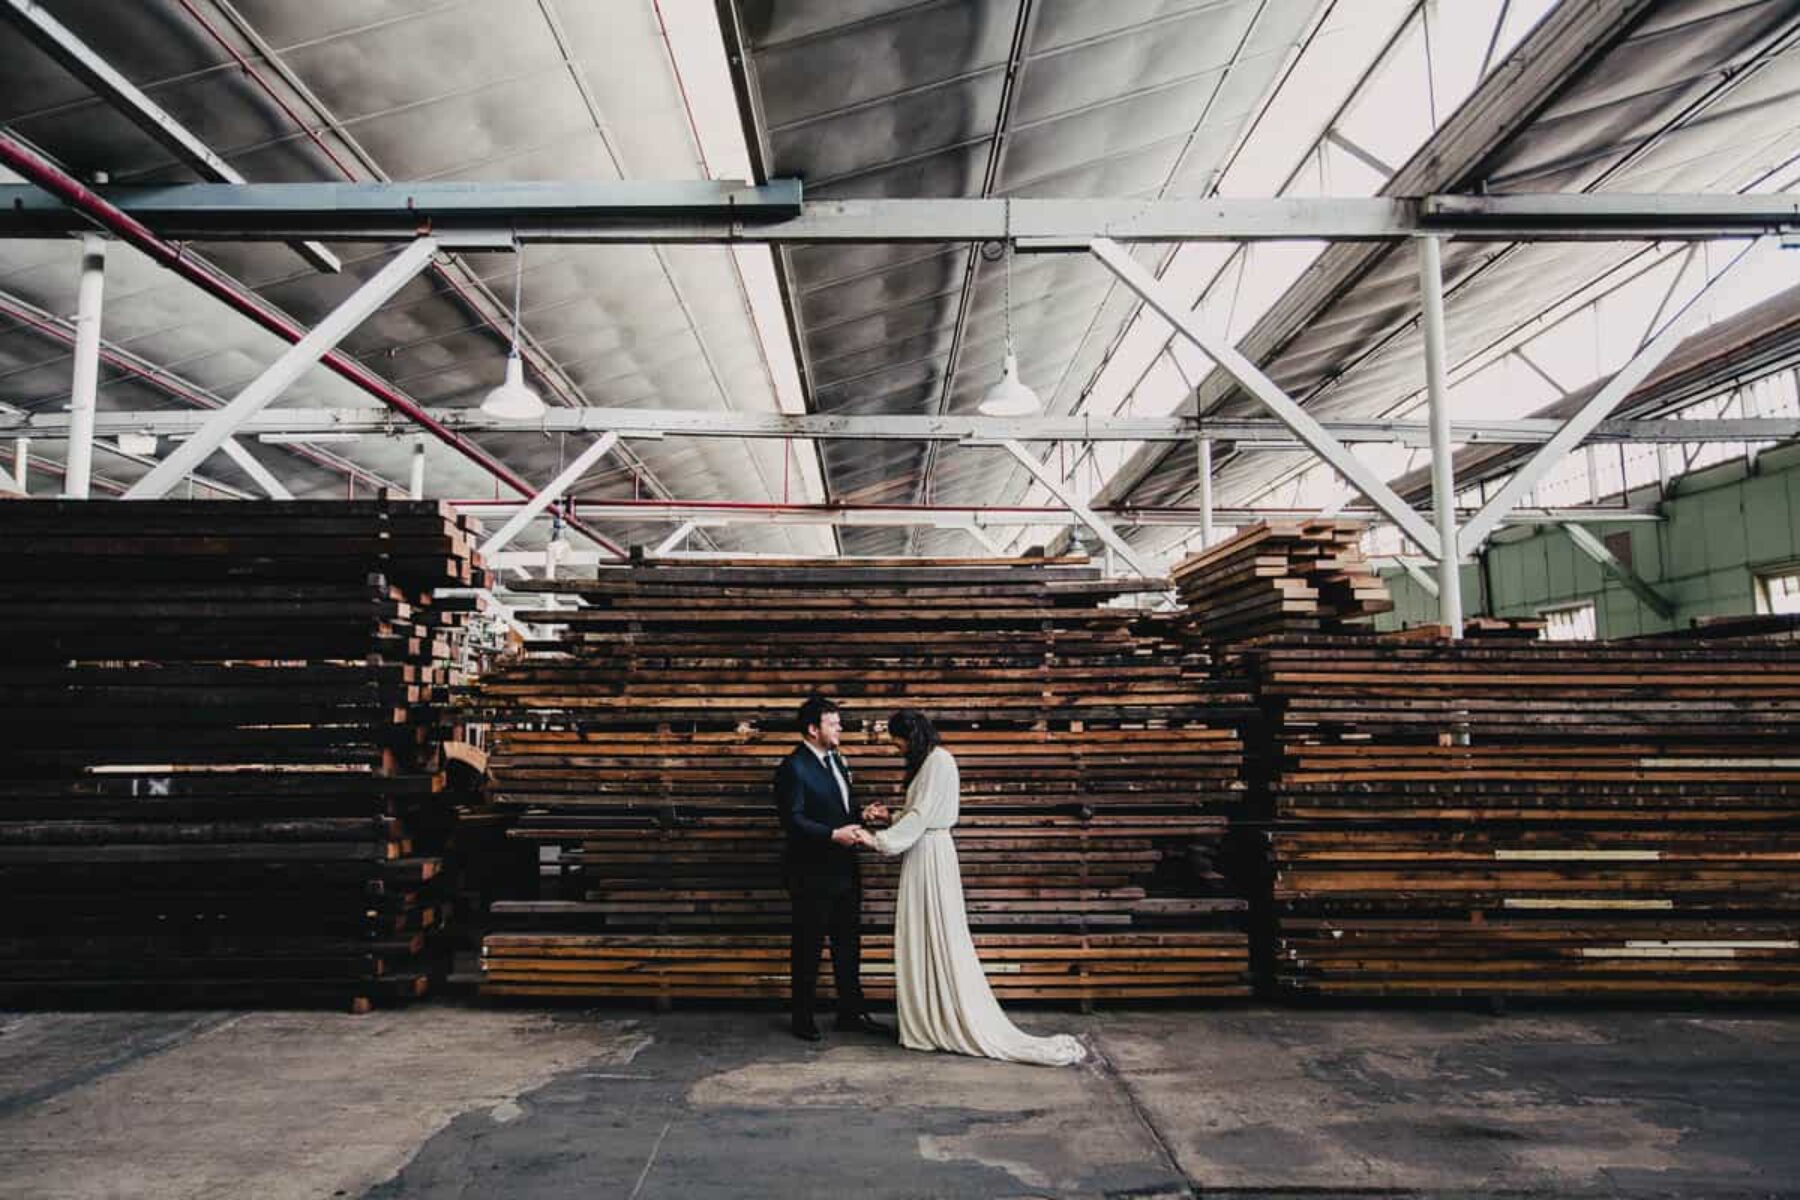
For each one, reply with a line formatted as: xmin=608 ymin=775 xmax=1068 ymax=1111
xmin=773 ymin=743 xmax=862 ymax=887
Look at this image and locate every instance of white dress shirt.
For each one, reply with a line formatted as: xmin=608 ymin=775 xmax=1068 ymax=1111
xmin=805 ymin=741 xmax=851 ymax=813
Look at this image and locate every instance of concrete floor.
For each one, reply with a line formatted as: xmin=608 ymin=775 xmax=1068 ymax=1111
xmin=3 ymin=1004 xmax=1798 ymax=1199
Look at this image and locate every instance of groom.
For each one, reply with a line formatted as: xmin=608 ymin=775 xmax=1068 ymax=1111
xmin=774 ymin=694 xmax=888 ymax=1042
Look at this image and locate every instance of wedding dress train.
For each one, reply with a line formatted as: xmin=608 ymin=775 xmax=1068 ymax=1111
xmin=872 ymin=746 xmax=1084 ymax=1067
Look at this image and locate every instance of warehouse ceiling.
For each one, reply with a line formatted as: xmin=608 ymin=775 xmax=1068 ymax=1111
xmin=0 ymin=0 xmax=1797 ymax=564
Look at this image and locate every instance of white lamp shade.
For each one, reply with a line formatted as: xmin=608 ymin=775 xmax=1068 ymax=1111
xmin=977 ymin=351 xmax=1041 ymax=417
xmin=480 ymin=353 xmax=546 ymax=421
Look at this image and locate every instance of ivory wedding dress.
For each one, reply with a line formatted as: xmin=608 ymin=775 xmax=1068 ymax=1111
xmin=872 ymin=746 xmax=1085 ymax=1066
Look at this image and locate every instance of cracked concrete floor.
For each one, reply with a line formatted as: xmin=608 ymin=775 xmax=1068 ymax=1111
xmin=3 ymin=1004 xmax=1798 ymax=1198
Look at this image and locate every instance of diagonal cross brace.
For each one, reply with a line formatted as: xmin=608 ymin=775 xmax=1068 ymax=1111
xmin=1089 ymin=237 xmax=1441 ymax=558
xmin=1562 ymin=523 xmax=1675 ymax=620
xmin=1458 ymin=237 xmax=1777 ymax=557
xmin=480 ymin=431 xmax=621 ymax=557
xmin=220 ymin=437 xmax=292 ymax=499
xmin=997 ymin=438 xmax=1164 ymax=580
xmin=124 ymin=237 xmax=439 ymax=498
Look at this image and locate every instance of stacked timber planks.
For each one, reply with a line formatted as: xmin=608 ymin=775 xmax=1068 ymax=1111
xmin=1237 ymin=636 xmax=1800 ymax=1000
xmin=470 ymin=557 xmax=1255 ymax=1004
xmin=0 ymin=500 xmax=481 ymax=1011
xmin=1171 ymin=522 xmax=1391 ymax=644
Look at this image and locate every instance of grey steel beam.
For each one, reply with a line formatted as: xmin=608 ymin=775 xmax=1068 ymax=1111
xmin=1458 ymin=237 xmax=1780 ymax=555
xmin=1423 ymin=193 xmax=1800 ymax=239
xmin=21 ymin=403 xmax=1798 ymax=446
xmin=1 ymin=0 xmax=339 ymax=274
xmin=123 ymin=237 xmax=439 ymax=498
xmin=1091 ymin=235 xmax=1443 ymax=557
xmin=456 ymin=500 xmax=1657 ymax=530
xmin=4 ymin=183 xmax=1798 ymax=244
xmin=1562 ymin=523 xmax=1675 ymax=620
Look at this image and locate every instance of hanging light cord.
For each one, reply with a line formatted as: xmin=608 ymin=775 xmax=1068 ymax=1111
xmin=509 ymin=245 xmax=524 ymax=355
xmin=1003 ymin=238 xmax=1014 ymax=356
xmin=1001 ymin=198 xmax=1014 ymax=357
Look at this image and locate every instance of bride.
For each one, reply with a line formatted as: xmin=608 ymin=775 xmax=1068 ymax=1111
xmin=849 ymin=709 xmax=1084 ymax=1067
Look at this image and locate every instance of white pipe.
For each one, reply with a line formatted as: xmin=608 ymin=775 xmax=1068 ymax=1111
xmin=1416 ymin=235 xmax=1463 ymax=636
xmin=63 ymin=233 xmax=105 ymax=498
xmin=409 ymin=438 xmax=426 ymax=499
xmin=1195 ymin=436 xmax=1216 ymax=549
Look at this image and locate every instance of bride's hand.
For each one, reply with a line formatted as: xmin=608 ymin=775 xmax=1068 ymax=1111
xmin=853 ymin=827 xmax=879 ymax=849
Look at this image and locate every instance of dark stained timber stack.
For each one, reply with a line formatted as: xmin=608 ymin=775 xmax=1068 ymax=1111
xmin=0 ymin=499 xmax=483 ymax=1011
xmin=1170 ymin=522 xmax=1392 ymax=644
xmin=1239 ymin=636 xmax=1800 ymax=1000
xmin=470 ymin=557 xmax=1256 ymax=1004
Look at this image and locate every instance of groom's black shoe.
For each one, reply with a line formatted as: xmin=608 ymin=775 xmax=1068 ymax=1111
xmin=837 ymin=1012 xmax=889 ymax=1036
xmin=791 ymin=1020 xmax=823 ymax=1042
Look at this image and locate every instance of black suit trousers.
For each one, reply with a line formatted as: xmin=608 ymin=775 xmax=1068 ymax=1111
xmin=788 ymin=873 xmax=864 ymax=1025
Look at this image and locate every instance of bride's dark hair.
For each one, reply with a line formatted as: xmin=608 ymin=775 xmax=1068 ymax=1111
xmin=886 ymin=709 xmax=941 ymax=785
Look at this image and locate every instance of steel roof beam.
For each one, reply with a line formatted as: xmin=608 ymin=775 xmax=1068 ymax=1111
xmin=449 ymin=500 xmax=1657 ymax=529
xmin=19 ymin=407 xmax=1795 ymax=446
xmin=1 ymin=183 xmax=1795 ymax=243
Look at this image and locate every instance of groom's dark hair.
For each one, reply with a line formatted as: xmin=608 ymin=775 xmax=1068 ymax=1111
xmin=797 ymin=694 xmax=839 ymax=737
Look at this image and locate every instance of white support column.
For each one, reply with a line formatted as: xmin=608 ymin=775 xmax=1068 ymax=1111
xmin=12 ymin=436 xmax=28 ymax=493
xmin=996 ymin=439 xmax=1164 ymax=580
xmin=479 ymin=431 xmax=620 ymax=557
xmin=1195 ymin=436 xmax=1216 ymax=549
xmin=124 ymin=236 xmax=439 ymax=499
xmin=409 ymin=437 xmax=426 ymax=500
xmin=1459 ymin=236 xmax=1775 ymax=556
xmin=652 ymin=520 xmax=698 ymax=556
xmin=1416 ymin=234 xmax=1464 ymax=637
xmin=63 ymin=234 xmax=105 ymax=498
xmin=220 ymin=436 xmax=292 ymax=499
xmin=1090 ymin=237 xmax=1441 ymax=558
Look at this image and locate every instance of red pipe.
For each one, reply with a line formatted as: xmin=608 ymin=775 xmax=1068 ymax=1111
xmin=0 ymin=132 xmax=625 ymax=557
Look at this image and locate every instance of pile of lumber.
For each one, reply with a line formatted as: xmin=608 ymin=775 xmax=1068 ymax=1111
xmin=1171 ymin=522 xmax=1391 ymax=644
xmin=0 ymin=500 xmax=482 ymax=1011
xmin=469 ymin=557 xmax=1255 ymax=1004
xmin=1237 ymin=636 xmax=1800 ymax=1000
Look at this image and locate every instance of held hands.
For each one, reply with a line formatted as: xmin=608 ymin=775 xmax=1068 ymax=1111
xmin=830 ymin=824 xmax=880 ymax=850
xmin=861 ymin=803 xmax=891 ymax=825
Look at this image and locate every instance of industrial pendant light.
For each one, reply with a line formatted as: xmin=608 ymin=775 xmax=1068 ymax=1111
xmin=978 ymin=240 xmax=1041 ymax=417
xmin=480 ymin=248 xmax=546 ymax=421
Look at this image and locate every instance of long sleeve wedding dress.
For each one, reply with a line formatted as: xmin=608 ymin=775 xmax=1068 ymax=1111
xmin=871 ymin=746 xmax=1084 ymax=1066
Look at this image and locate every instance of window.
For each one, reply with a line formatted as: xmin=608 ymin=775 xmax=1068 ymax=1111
xmin=1540 ymin=602 xmax=1598 ymax=642
xmin=1757 ymin=568 xmax=1800 ymax=615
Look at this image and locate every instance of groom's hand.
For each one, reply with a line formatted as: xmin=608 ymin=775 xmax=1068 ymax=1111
xmin=830 ymin=824 xmax=863 ymax=847
xmin=862 ymin=803 xmax=890 ymax=825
